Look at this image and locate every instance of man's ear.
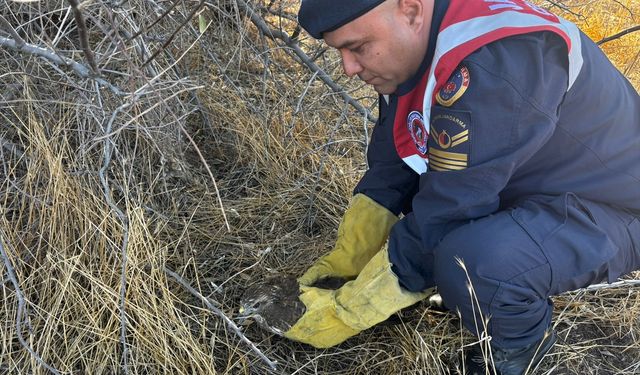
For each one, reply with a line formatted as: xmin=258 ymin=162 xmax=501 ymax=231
xmin=398 ymin=0 xmax=425 ymax=31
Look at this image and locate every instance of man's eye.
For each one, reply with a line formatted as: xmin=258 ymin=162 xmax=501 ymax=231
xmin=352 ymin=44 xmax=365 ymax=54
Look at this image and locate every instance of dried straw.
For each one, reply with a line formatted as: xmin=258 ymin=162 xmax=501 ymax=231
xmin=0 ymin=1 xmax=638 ymax=374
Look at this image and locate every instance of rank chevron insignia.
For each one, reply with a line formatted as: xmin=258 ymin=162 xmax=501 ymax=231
xmin=430 ymin=126 xmax=469 ymax=150
xmin=428 ymin=109 xmax=471 ymax=172
xmin=428 ymin=148 xmax=468 ymax=171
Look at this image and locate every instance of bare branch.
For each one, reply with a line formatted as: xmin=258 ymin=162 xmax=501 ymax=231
xmin=68 ymin=0 xmax=100 ymax=75
xmin=141 ymin=0 xmax=206 ymax=68
xmin=128 ymin=0 xmax=180 ymax=41
xmin=0 ymin=36 xmax=126 ymax=95
xmin=597 ymin=25 xmax=640 ymax=45
xmin=163 ymin=267 xmax=278 ymax=371
xmin=231 ymin=0 xmax=378 ymax=124
xmin=543 ymin=0 xmax=583 ymax=18
xmin=103 ymin=7 xmax=159 ymax=77
xmin=0 ymin=14 xmax=25 ymax=47
xmin=0 ymin=235 xmax=62 ymax=375
xmin=255 ymin=4 xmax=298 ymax=23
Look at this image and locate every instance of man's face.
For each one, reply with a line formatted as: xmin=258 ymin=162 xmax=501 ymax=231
xmin=324 ymin=0 xmax=430 ymax=94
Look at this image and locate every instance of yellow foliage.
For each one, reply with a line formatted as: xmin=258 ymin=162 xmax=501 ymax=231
xmin=553 ymin=0 xmax=640 ymax=88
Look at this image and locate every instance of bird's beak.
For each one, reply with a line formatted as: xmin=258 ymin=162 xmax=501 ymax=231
xmin=236 ymin=307 xmax=253 ymax=325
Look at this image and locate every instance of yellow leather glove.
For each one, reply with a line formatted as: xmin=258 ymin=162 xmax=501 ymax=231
xmin=298 ymin=194 xmax=399 ymax=286
xmin=285 ymin=248 xmax=431 ymax=348
xmin=281 ymin=286 xmax=360 ymax=347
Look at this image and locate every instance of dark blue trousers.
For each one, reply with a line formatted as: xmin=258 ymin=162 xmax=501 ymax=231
xmin=391 ymin=193 xmax=640 ymax=348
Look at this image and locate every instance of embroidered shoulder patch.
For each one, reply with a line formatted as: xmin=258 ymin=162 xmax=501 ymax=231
xmin=407 ymin=111 xmax=428 ymax=156
xmin=428 ymin=107 xmax=472 ymax=172
xmin=436 ymin=66 xmax=470 ymax=107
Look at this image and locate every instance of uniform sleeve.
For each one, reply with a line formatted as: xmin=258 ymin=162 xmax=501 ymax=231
xmin=353 ymin=97 xmax=419 ymax=215
xmin=389 ymin=32 xmax=570 ymax=292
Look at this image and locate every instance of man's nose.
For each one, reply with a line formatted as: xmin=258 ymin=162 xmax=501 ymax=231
xmin=341 ymin=50 xmax=363 ymax=78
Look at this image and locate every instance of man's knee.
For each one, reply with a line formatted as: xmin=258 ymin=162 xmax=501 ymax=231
xmin=430 ymin=210 xmax=560 ymax=347
xmin=432 ymin=211 xmax=549 ymax=311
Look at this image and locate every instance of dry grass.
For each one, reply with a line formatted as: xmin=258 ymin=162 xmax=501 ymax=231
xmin=0 ymin=0 xmax=638 ymax=374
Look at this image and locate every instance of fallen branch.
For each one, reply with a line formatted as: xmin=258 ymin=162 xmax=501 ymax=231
xmin=0 ymin=37 xmax=125 ymax=96
xmin=597 ymin=25 xmax=640 ymax=45
xmin=231 ymin=0 xmax=377 ymax=124
xmin=0 ymin=235 xmax=61 ymax=375
xmin=163 ymin=267 xmax=278 ymax=371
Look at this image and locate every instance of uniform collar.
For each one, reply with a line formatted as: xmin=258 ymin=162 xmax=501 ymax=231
xmin=394 ymin=0 xmax=450 ymax=96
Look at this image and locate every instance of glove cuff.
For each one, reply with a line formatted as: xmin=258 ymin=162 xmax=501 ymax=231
xmin=335 ymin=248 xmax=431 ymax=330
xmin=299 ymin=194 xmax=398 ymax=285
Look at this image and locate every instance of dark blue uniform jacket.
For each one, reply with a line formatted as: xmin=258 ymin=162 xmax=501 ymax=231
xmin=353 ymin=0 xmax=640 ymax=290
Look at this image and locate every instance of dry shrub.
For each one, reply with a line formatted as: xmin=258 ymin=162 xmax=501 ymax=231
xmin=0 ymin=1 xmax=638 ymax=374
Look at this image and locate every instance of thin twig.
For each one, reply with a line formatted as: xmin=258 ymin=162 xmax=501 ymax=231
xmin=597 ymin=25 xmax=640 ymax=45
xmin=163 ymin=267 xmax=278 ymax=371
xmin=128 ymin=0 xmax=180 ymax=41
xmin=68 ymin=0 xmax=100 ymax=75
xmin=179 ymin=126 xmax=231 ymax=232
xmin=214 ymin=247 xmax=271 ymax=293
xmin=293 ymin=70 xmax=319 ymax=115
xmin=0 ymin=235 xmax=61 ymax=375
xmin=624 ymin=48 xmax=640 ymax=76
xmin=231 ymin=0 xmax=377 ymax=124
xmin=92 ymin=82 xmax=200 ymax=142
xmin=0 ymin=37 xmax=125 ymax=95
xmin=51 ymin=6 xmax=73 ymax=47
xmin=544 ymin=0 xmax=583 ymax=18
xmin=141 ymin=0 xmax=206 ymax=68
xmin=578 ymin=279 xmax=640 ymax=292
xmin=256 ymin=5 xmax=298 ymax=23
xmin=363 ymin=107 xmax=371 ymax=168
xmin=99 ymin=99 xmax=131 ymax=375
xmin=104 ymin=7 xmax=158 ymax=77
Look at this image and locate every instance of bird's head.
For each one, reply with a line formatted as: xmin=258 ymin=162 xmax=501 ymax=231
xmin=237 ymin=276 xmax=306 ymax=335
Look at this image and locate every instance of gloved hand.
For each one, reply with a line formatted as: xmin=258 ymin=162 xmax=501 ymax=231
xmin=298 ymin=193 xmax=399 ymax=286
xmin=285 ymin=248 xmax=431 ymax=348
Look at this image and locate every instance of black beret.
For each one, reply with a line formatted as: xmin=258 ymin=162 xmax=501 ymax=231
xmin=298 ymin=0 xmax=387 ymax=39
